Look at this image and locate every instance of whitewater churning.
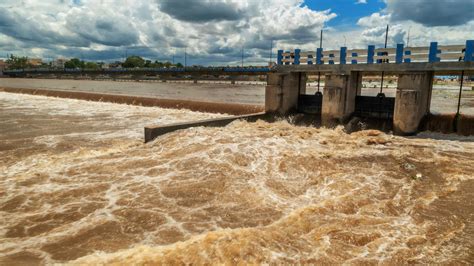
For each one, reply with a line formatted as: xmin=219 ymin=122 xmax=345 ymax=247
xmin=1 ymin=92 xmax=473 ymax=264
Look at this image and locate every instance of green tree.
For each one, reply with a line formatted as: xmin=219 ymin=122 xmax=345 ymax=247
xmin=84 ymin=62 xmax=99 ymax=70
xmin=176 ymin=62 xmax=183 ymax=68
xmin=164 ymin=61 xmax=172 ymax=68
xmin=144 ymin=60 xmax=152 ymax=67
xmin=6 ymin=55 xmax=29 ymax=69
xmin=64 ymin=58 xmax=84 ymax=69
xmin=122 ymin=55 xmax=145 ymax=68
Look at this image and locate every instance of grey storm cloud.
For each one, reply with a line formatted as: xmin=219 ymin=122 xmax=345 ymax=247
xmin=387 ymin=0 xmax=474 ymax=26
xmin=158 ymin=0 xmax=244 ymax=22
xmin=65 ymin=10 xmax=139 ymax=46
xmin=0 ymin=9 xmax=89 ymax=47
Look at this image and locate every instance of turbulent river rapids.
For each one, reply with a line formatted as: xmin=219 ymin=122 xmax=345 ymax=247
xmin=0 ymin=91 xmax=473 ymax=264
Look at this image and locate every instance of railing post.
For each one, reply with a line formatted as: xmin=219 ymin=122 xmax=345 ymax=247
xmin=396 ymin=44 xmax=404 ymax=63
xmin=285 ymin=50 xmax=290 ymax=65
xmin=316 ymin=48 xmax=323 ymax=64
xmin=351 ymin=52 xmax=358 ymax=64
xmin=367 ymin=45 xmax=375 ymax=64
xmin=329 ymin=53 xmax=335 ymax=64
xmin=429 ymin=42 xmax=440 ymax=62
xmin=277 ymin=50 xmax=283 ymax=65
xmin=465 ymin=40 xmax=474 ymax=62
xmin=294 ymin=49 xmax=301 ymax=65
xmin=377 ymin=51 xmax=383 ymax=64
xmin=340 ymin=47 xmax=347 ymax=64
xmin=404 ymin=49 xmax=411 ymax=63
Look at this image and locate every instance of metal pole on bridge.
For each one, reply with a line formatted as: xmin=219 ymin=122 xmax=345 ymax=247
xmin=379 ymin=24 xmax=389 ymax=96
xmin=317 ymin=29 xmax=323 ymax=94
xmin=454 ymin=70 xmax=465 ymax=132
xmin=270 ymin=40 xmax=273 ymax=65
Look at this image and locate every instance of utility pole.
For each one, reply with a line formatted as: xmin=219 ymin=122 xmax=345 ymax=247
xmin=269 ymin=39 xmax=273 ymax=64
xmin=241 ymin=46 xmax=244 ymax=67
xmin=184 ymin=47 xmax=187 ymax=67
xmin=406 ymin=26 xmax=411 ymax=47
xmin=319 ymin=29 xmax=323 ymax=48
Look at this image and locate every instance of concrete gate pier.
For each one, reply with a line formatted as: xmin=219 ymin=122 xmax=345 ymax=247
xmin=393 ymin=71 xmax=433 ymax=135
xmin=321 ymin=72 xmax=362 ymax=127
xmin=265 ymin=72 xmax=306 ymax=114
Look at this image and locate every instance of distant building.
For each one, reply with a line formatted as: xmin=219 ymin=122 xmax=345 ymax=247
xmin=27 ymin=58 xmax=43 ymax=67
xmin=108 ymin=61 xmax=123 ymax=68
xmin=52 ymin=58 xmax=67 ymax=68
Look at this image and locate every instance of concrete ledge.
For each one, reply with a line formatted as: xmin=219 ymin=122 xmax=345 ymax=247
xmin=0 ymin=87 xmax=264 ymax=115
xmin=145 ymin=112 xmax=267 ymax=143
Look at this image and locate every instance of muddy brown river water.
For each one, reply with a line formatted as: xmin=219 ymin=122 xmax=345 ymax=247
xmin=1 ymin=91 xmax=474 ymax=264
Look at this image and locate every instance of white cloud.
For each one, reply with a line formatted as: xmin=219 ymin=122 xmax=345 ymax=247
xmin=356 ymin=0 xmax=367 ymax=4
xmin=0 ymin=0 xmax=472 ymax=64
xmin=0 ymin=0 xmax=336 ymax=65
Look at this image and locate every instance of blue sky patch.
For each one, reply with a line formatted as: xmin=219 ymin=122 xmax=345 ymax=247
xmin=304 ymin=0 xmax=386 ymax=29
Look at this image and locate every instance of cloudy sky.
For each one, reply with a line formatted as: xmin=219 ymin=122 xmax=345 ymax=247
xmin=0 ymin=0 xmax=473 ymax=65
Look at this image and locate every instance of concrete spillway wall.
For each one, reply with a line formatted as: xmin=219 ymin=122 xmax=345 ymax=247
xmin=0 ymin=87 xmax=264 ymax=115
xmin=420 ymin=113 xmax=474 ymax=136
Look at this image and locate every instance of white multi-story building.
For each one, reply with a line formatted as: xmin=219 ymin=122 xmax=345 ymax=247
xmin=52 ymin=58 xmax=67 ymax=68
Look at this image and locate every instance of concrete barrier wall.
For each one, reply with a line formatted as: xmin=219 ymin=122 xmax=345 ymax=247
xmin=0 ymin=87 xmax=264 ymax=115
xmin=145 ymin=113 xmax=268 ymax=142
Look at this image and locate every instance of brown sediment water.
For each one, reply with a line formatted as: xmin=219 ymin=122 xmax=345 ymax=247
xmin=1 ymin=92 xmax=474 ymax=264
xmin=0 ymin=87 xmax=264 ymax=115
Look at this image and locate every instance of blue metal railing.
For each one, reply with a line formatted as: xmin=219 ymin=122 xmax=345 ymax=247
xmin=277 ymin=40 xmax=474 ymax=65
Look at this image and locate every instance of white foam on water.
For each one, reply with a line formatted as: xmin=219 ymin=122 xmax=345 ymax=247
xmin=1 ymin=93 xmax=474 ymax=264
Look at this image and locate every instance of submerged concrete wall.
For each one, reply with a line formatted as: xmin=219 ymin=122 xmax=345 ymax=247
xmin=145 ymin=113 xmax=267 ymax=142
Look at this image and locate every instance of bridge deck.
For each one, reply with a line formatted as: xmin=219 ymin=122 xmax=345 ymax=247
xmin=2 ymin=67 xmax=271 ymax=76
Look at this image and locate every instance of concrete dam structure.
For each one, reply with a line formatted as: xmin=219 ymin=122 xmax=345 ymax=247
xmin=266 ymin=62 xmax=473 ymax=135
xmin=267 ymin=41 xmax=474 ymax=135
xmin=145 ymin=41 xmax=474 ymax=141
